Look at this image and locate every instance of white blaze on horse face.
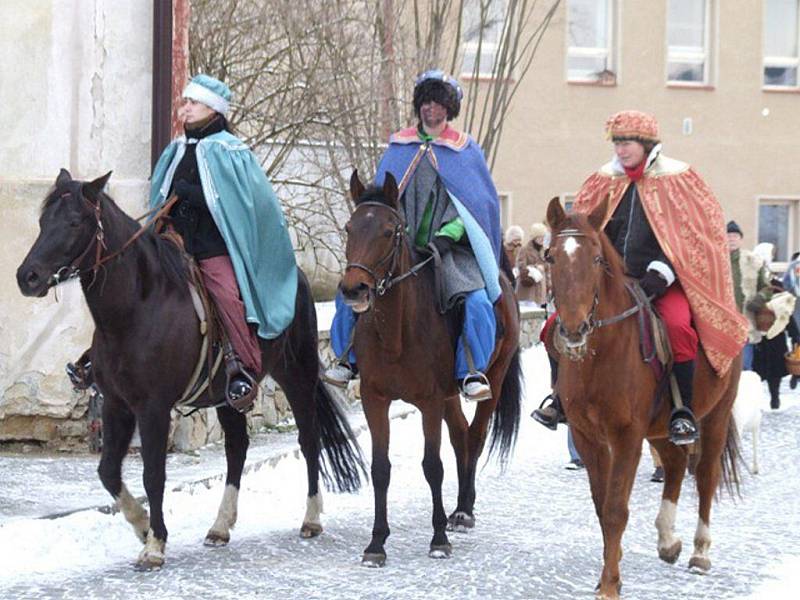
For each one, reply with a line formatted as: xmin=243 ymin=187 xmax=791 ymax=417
xmin=563 ymin=236 xmax=580 ymax=259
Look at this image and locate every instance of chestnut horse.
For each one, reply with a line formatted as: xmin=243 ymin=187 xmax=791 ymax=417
xmin=341 ymin=172 xmax=522 ymax=566
xmin=16 ymin=170 xmax=365 ymax=570
xmin=545 ymin=197 xmax=741 ymax=600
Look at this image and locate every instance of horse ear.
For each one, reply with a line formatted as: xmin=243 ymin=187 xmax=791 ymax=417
xmin=382 ymin=172 xmax=399 ymax=209
xmin=56 ymin=168 xmax=72 ymax=187
xmin=350 ymin=169 xmax=366 ymax=204
xmin=546 ymin=196 xmax=566 ymax=232
xmin=83 ymin=171 xmax=113 ymax=201
xmin=587 ymin=195 xmax=609 ymax=232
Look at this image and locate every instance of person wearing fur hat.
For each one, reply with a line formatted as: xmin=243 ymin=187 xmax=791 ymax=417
xmin=533 ymin=110 xmax=747 ymax=445
xmin=504 ymin=225 xmax=524 ymax=272
xmin=67 ymin=74 xmax=297 ymax=412
xmin=325 ymin=69 xmax=503 ymax=402
xmin=515 ymin=222 xmax=550 ymax=305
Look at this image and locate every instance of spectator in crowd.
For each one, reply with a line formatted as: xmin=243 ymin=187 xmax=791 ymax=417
xmin=504 ymin=225 xmax=524 ymax=272
xmin=514 ymin=222 xmax=550 ymax=307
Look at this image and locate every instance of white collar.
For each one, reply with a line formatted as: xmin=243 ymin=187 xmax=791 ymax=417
xmin=610 ymin=143 xmax=663 ymax=175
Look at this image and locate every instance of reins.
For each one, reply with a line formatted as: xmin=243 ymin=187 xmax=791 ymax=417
xmin=345 ymin=201 xmax=434 ymax=296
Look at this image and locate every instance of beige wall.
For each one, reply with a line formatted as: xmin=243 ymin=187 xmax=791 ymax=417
xmin=484 ymin=0 xmax=799 ymax=256
xmin=0 ymin=1 xmax=152 ymax=440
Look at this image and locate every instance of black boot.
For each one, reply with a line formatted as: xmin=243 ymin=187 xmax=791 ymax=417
xmin=223 ymin=343 xmax=257 ymax=413
xmin=767 ymin=378 xmax=781 ymax=410
xmin=669 ymin=360 xmax=700 ymax=445
xmin=532 ymin=393 xmax=566 ymax=430
xmin=66 ymin=349 xmax=93 ymax=391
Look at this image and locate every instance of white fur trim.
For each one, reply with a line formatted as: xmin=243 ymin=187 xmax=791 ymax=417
xmin=610 ymin=143 xmax=663 ymax=174
xmin=648 ymin=261 xmax=675 ymax=286
xmin=183 ymin=81 xmax=230 ymax=115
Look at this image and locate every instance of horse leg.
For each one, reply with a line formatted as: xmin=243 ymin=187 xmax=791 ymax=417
xmin=420 ymin=403 xmax=452 ymax=558
xmin=751 ymin=418 xmax=760 ymax=475
xmin=689 ymin=404 xmax=734 ymax=573
xmin=361 ymin=395 xmax=392 ymax=567
xmin=97 ymin=395 xmax=146 ymax=542
xmin=442 ymin=395 xmax=472 ymax=531
xmin=650 ymin=438 xmax=689 ymax=564
xmin=459 ymin=399 xmax=497 ymax=520
xmin=204 ymin=405 xmax=249 ymax=546
xmin=596 ymin=431 xmax=644 ymax=600
xmin=134 ymin=407 xmax=171 ymax=571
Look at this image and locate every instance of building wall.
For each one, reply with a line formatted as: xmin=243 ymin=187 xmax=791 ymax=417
xmin=487 ymin=0 xmax=799 ymax=258
xmin=0 ymin=1 xmax=153 ymax=441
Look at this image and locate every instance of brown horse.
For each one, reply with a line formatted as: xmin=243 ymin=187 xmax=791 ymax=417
xmin=341 ymin=171 xmax=522 ymax=566
xmin=545 ymin=196 xmax=741 ymax=599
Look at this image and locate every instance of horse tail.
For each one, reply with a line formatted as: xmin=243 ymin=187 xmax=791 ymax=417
xmin=487 ymin=347 xmax=523 ymax=468
xmin=315 ymin=379 xmax=368 ymax=494
xmin=719 ymin=415 xmax=742 ymax=498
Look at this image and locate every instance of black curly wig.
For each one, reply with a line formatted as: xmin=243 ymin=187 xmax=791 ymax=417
xmin=413 ymin=78 xmax=461 ymax=121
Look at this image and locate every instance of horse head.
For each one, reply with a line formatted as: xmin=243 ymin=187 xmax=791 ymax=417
xmin=17 ymin=169 xmax=112 ymax=297
xmin=546 ymin=195 xmax=616 ymax=359
xmin=340 ymin=170 xmax=405 ymax=313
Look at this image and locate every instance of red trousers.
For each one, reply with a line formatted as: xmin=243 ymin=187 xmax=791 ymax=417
xmin=199 ymin=255 xmax=262 ymax=374
xmin=540 ymin=283 xmax=698 ymax=363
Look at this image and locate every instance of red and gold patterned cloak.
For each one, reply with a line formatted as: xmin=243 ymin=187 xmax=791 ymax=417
xmin=572 ymin=154 xmax=748 ymax=376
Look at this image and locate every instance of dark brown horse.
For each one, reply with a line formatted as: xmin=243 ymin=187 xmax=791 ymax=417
xmin=545 ymin=196 xmax=741 ymax=599
xmin=341 ymin=171 xmax=522 ymax=566
xmin=16 ymin=170 xmax=365 ymax=570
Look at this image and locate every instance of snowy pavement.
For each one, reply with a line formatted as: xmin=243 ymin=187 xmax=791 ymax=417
xmin=1 ymin=347 xmax=799 ymax=599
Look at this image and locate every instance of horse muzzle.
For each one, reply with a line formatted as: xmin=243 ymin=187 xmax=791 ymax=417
xmin=556 ymin=322 xmax=591 ymax=361
xmin=340 ymin=281 xmax=372 ymax=314
xmin=16 ymin=263 xmax=52 ymax=298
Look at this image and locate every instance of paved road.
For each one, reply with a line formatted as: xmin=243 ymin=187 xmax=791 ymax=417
xmin=2 ymin=352 xmax=798 ymax=599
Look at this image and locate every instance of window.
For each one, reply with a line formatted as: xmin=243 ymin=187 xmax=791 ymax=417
xmin=566 ymin=0 xmax=616 ymax=83
xmin=499 ymin=192 xmax=511 ymax=229
xmin=763 ymin=0 xmax=800 ymax=88
xmin=758 ymin=198 xmax=800 ymax=262
xmin=666 ymin=0 xmax=711 ymax=84
xmin=461 ymin=0 xmax=509 ymax=79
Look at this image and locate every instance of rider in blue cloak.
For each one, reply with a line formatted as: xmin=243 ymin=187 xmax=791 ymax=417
xmin=324 ymin=70 xmax=503 ymax=402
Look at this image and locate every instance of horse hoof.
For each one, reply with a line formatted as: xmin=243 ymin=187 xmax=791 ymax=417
xmin=134 ymin=553 xmax=164 ymax=571
xmin=203 ymin=531 xmax=230 ymax=547
xmin=429 ymin=543 xmax=452 ymax=559
xmin=658 ymin=540 xmax=682 ymax=564
xmin=361 ymin=552 xmax=386 ymax=568
xmin=300 ymin=522 xmax=323 ymax=539
xmin=446 ymin=511 xmax=475 ymax=532
xmin=688 ymin=556 xmax=711 ymax=573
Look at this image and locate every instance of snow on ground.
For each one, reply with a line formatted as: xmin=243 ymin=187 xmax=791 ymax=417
xmin=1 ymin=346 xmax=799 ymax=599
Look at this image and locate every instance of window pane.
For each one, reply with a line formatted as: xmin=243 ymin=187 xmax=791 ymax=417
xmin=759 ymin=204 xmax=791 ymax=262
xmin=764 ymin=65 xmax=798 ymax=86
xmin=463 ymin=44 xmax=500 ymax=76
xmin=667 ymin=0 xmax=706 ymax=48
xmin=463 ymin=0 xmax=508 ymax=45
xmin=567 ymin=55 xmax=608 ymax=80
xmin=765 ymin=0 xmax=799 ymax=58
xmin=668 ymin=61 xmax=705 ymax=82
xmin=568 ymin=0 xmax=609 ymax=48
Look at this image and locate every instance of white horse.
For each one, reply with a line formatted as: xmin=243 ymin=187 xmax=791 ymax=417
xmin=733 ymin=371 xmax=763 ymax=474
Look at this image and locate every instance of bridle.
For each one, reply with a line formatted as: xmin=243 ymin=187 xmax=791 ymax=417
xmin=344 ymin=201 xmax=433 ymax=296
xmin=551 ymin=228 xmax=641 ymax=342
xmin=48 ymin=186 xmax=178 ymax=288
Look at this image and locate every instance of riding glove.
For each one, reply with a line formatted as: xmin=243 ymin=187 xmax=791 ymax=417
xmin=639 ymin=269 xmax=668 ymax=299
xmin=429 ymin=235 xmax=455 ymax=257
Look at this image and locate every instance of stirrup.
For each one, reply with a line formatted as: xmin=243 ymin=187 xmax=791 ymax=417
xmin=66 ymin=360 xmax=93 ymax=391
xmin=669 ymin=407 xmax=699 ymax=446
xmin=461 ymin=372 xmax=492 ymax=402
xmin=531 ymin=393 xmax=565 ymax=430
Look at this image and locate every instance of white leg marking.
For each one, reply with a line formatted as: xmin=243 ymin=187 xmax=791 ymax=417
xmin=210 ymin=484 xmax=239 ymax=534
xmin=693 ymin=518 xmax=711 ymax=560
xmin=137 ymin=528 xmax=166 ymax=568
xmin=303 ymin=492 xmax=324 ymax=527
xmin=116 ymin=484 xmax=149 ymax=543
xmin=655 ymin=499 xmax=679 ymax=551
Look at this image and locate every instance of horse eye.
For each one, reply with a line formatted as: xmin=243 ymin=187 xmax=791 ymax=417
xmin=69 ymin=220 xmax=82 ymax=228
xmin=382 ymin=228 xmax=393 ymax=238
xmin=544 ymin=249 xmax=555 ymax=264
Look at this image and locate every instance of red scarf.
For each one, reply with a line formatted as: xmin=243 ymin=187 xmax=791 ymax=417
xmin=624 ymin=160 xmax=646 ymax=182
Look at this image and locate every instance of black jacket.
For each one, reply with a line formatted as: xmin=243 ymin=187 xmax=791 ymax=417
xmin=604 ymin=182 xmax=672 ymax=279
xmin=169 ymin=116 xmax=228 ymax=260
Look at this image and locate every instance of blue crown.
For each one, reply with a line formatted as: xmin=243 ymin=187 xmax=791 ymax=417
xmin=415 ymin=69 xmax=463 ymax=102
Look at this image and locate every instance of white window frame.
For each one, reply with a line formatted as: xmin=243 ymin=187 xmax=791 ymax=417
xmin=665 ymin=0 xmax=713 ymax=85
xmin=757 ymin=196 xmax=800 ymax=267
xmin=763 ymin=0 xmax=800 ymax=90
xmin=566 ymin=0 xmax=617 ymax=83
xmin=499 ymin=191 xmax=512 ymax=230
xmin=461 ymin=0 xmax=509 ymax=80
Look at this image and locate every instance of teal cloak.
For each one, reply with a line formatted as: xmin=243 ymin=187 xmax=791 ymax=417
xmin=150 ymin=131 xmax=297 ymax=339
